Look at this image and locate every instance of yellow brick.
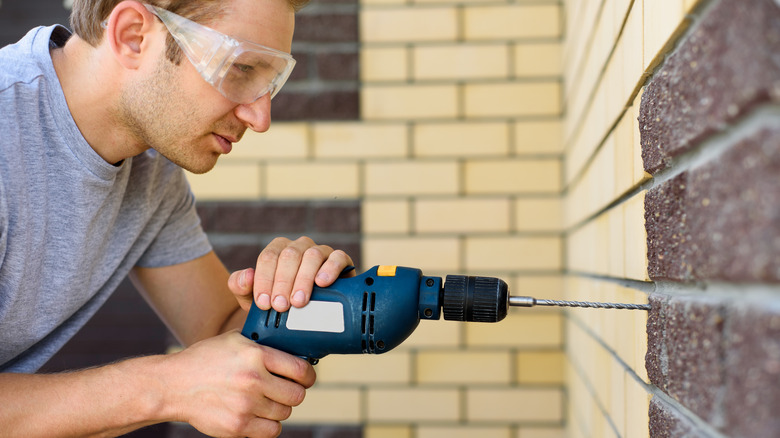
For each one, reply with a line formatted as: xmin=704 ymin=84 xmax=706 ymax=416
xmin=623 ymin=191 xmax=648 ymax=281
xmin=516 ymin=351 xmax=565 ymax=384
xmin=367 ymin=388 xmax=460 ymax=422
xmin=515 ymin=198 xmax=563 ymax=232
xmin=400 ymin=319 xmax=462 ymax=349
xmin=609 ymin=365 xmax=627 ymax=435
xmin=414 ymin=44 xmax=509 ymax=81
xmin=516 ymin=427 xmax=565 ymax=438
xmin=313 ymin=123 xmax=408 ymax=159
xmin=624 ymin=378 xmax=651 ymax=438
xmin=361 ymin=8 xmax=458 ymax=43
xmin=514 ymin=120 xmax=563 ymax=154
xmin=362 ymin=237 xmax=460 ymax=271
xmin=361 ymin=47 xmax=408 ymax=82
xmin=415 ymin=198 xmax=511 ymax=233
xmin=467 ymin=388 xmax=563 ymax=422
xmin=465 ymin=159 xmax=561 ymax=195
xmin=465 ymin=236 xmax=562 ymax=271
xmin=363 ymin=84 xmax=459 ymax=120
xmin=414 ymin=122 xmax=509 ymax=157
xmin=186 ymin=164 xmax=260 ymax=200
xmin=514 ymin=42 xmax=562 ymax=77
xmin=643 ymin=0 xmax=688 ymax=71
xmin=466 ymin=312 xmax=563 ymax=348
xmin=464 ymin=5 xmax=561 ymax=40
xmin=287 ymin=388 xmax=361 ymax=423
xmin=417 ymin=351 xmax=512 ymax=384
xmin=608 ymin=206 xmax=626 ymax=278
xmin=464 ymin=82 xmax=561 ymax=118
xmin=229 ymin=122 xmax=309 ymax=160
xmin=622 ymin=1 xmax=645 ymax=100
xmin=419 ymin=426 xmax=511 ymax=438
xmin=512 ymin=275 xmax=564 ymax=301
xmin=315 ymin=351 xmax=411 ymax=384
xmin=365 ymin=161 xmax=459 ymax=196
xmin=363 ymin=199 xmax=411 ymax=234
xmin=265 ymin=163 xmax=359 ymax=199
xmin=365 ymin=425 xmax=413 ymax=438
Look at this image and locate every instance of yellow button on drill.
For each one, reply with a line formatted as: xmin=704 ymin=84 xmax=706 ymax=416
xmin=377 ymin=265 xmax=397 ymax=276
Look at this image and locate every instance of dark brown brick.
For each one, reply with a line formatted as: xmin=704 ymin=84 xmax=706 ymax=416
xmin=649 ymin=397 xmax=706 ymax=438
xmin=663 ymin=298 xmax=725 ymax=422
xmin=646 ymin=295 xmax=726 ymax=422
xmin=639 ymin=0 xmax=780 ymax=174
xmin=316 ymin=52 xmax=360 ymax=81
xmin=294 ymin=14 xmax=359 ymax=43
xmin=197 ymin=202 xmax=309 ymax=234
xmin=722 ymin=304 xmax=780 ymax=437
xmin=645 ymin=294 xmax=668 ymax=389
xmin=313 ymin=202 xmax=361 ymax=233
xmin=272 ymin=90 xmax=360 ymax=121
xmin=645 ymin=126 xmax=780 ymax=283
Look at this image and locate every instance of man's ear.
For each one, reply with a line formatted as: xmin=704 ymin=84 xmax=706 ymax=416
xmin=104 ymin=0 xmax=159 ymax=70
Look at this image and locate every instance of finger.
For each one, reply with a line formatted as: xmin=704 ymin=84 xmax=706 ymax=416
xmin=269 ymin=241 xmax=310 ymax=312
xmin=228 ymin=268 xmax=255 ymax=310
xmin=241 ymin=417 xmax=283 ymax=438
xmin=254 ymin=238 xmax=290 ymax=310
xmin=262 ymin=346 xmax=317 ymax=390
xmin=314 ymin=249 xmax=355 ymax=287
xmin=289 ymin=245 xmax=331 ymax=307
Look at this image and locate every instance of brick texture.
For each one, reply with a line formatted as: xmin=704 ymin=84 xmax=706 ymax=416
xmin=275 ymin=0 xmax=360 ymax=121
xmin=646 ymin=294 xmax=780 ymax=436
xmin=640 ymin=1 xmax=780 ymax=437
xmin=639 ymin=0 xmax=780 ymax=174
xmin=644 ymin=126 xmax=780 ymax=283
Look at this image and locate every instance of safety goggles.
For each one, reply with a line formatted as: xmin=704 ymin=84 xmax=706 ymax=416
xmin=144 ymin=4 xmax=296 ymax=103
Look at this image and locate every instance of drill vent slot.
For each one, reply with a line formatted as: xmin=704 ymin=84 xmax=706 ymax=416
xmin=361 ymin=291 xmax=377 ymax=353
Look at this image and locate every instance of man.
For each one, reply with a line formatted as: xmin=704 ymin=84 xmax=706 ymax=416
xmin=0 ymin=0 xmax=353 ymax=436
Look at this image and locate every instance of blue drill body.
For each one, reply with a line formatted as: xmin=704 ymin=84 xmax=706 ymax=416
xmin=241 ymin=265 xmax=509 ymax=363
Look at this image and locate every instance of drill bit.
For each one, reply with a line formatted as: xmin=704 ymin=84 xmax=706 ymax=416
xmin=509 ymin=296 xmax=651 ymax=311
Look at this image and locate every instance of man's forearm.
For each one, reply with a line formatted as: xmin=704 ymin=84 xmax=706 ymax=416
xmin=0 ymin=355 xmax=171 ymax=438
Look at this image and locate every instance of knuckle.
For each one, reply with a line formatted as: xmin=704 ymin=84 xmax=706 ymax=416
xmin=257 ymin=248 xmax=280 ymax=265
xmin=303 ymin=246 xmax=326 ymax=260
xmin=279 ymin=246 xmax=302 ymax=261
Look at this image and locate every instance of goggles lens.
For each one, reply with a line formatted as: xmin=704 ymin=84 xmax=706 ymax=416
xmin=145 ymin=4 xmax=296 ymax=103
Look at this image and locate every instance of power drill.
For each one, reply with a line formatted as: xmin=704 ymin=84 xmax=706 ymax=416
xmin=241 ymin=265 xmax=649 ymax=364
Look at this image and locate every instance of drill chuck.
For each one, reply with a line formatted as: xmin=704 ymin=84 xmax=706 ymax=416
xmin=442 ymin=275 xmax=509 ymax=323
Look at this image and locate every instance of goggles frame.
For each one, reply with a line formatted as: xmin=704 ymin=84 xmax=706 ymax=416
xmin=143 ymin=3 xmax=296 ymax=103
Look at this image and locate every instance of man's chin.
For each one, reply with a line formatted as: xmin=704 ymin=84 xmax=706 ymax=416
xmin=177 ymin=156 xmax=219 ymax=175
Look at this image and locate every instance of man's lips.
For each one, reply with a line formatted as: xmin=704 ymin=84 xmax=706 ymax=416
xmin=214 ymin=133 xmax=235 ymax=154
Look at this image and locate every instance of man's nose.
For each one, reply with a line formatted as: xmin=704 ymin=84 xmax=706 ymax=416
xmin=234 ymin=94 xmax=272 ymax=133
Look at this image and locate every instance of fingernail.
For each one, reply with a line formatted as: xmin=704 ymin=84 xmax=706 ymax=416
xmin=316 ymin=272 xmax=329 ymax=283
xmin=292 ymin=290 xmax=305 ymax=306
xmin=258 ymin=294 xmax=271 ymax=309
xmin=241 ymin=270 xmax=252 ymax=288
xmin=273 ymin=295 xmax=288 ymax=310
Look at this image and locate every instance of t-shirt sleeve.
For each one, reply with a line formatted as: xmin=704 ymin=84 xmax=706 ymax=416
xmin=135 ymin=169 xmax=212 ymax=268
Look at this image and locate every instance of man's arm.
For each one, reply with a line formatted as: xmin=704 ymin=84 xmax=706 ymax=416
xmin=0 ymin=333 xmax=314 ymax=437
xmin=0 ymin=237 xmax=350 ymax=437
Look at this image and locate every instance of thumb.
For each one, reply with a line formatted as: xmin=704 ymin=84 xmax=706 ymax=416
xmin=228 ymin=268 xmax=255 ymax=311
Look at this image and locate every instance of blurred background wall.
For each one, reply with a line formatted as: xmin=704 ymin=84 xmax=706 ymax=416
xmin=4 ymin=0 xmax=778 ymax=436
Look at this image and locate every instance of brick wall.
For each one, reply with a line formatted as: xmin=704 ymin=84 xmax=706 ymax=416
xmin=641 ymin=0 xmax=780 ymax=436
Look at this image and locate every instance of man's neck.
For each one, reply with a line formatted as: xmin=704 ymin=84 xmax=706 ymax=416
xmin=50 ymin=36 xmax=147 ymax=165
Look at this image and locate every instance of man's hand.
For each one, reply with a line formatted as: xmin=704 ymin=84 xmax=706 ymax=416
xmin=228 ymin=236 xmax=354 ymax=312
xmin=164 ymin=331 xmax=316 ymax=438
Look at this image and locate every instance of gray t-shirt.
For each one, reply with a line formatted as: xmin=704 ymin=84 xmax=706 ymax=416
xmin=0 ymin=26 xmax=213 ymax=372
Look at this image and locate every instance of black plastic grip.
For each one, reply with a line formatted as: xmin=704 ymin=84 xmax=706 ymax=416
xmin=442 ymin=275 xmax=509 ymax=323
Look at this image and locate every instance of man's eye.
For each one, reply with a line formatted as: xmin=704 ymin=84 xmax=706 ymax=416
xmin=234 ymin=64 xmax=253 ymax=73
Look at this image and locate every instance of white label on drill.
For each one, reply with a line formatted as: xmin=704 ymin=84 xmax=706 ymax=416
xmin=286 ymin=301 xmax=345 ymax=333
